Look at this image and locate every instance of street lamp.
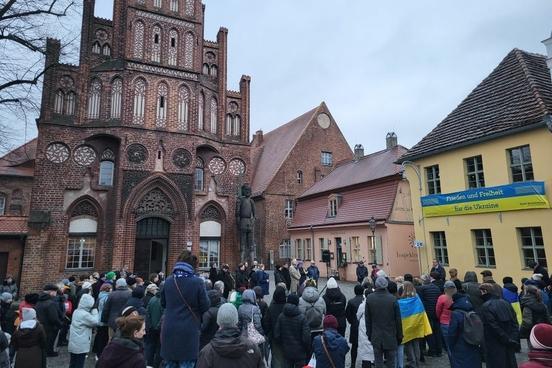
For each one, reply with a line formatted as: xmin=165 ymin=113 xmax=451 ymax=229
xmin=368 ymin=216 xmax=376 ymax=264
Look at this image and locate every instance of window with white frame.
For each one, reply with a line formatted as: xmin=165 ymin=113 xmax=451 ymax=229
xmin=202 ymin=64 xmax=209 ymax=75
xmin=99 ymin=161 xmax=115 ymax=186
xmin=474 ymin=229 xmax=495 ymax=267
xmin=465 ymin=155 xmax=485 ymax=188
xmin=210 ymin=97 xmax=218 ymax=133
xmin=66 ymin=216 xmax=97 ymax=269
xmin=305 ymin=238 xmax=312 ymax=260
xmin=210 ymin=65 xmax=218 ymax=77
xmin=168 ymin=30 xmax=178 ymax=66
xmin=0 ymin=194 xmax=5 ymax=215
xmin=319 ymin=238 xmax=327 ymax=260
xmin=297 ymin=170 xmax=303 ymax=184
xmin=426 ymin=165 xmax=441 ymax=194
xmin=508 ymin=145 xmax=534 ymax=182
xmin=431 ymin=231 xmax=448 ymax=266
xmin=177 ymin=86 xmax=190 ymax=131
xmin=296 ymin=239 xmax=303 ymax=260
xmin=102 ymin=44 xmax=111 ymax=56
xmin=110 ymin=78 xmax=122 ymax=119
xmin=154 ymin=0 xmax=162 ymax=8
xmin=279 ymin=240 xmax=292 ymax=259
xmin=133 ymin=79 xmax=146 ymax=125
xmin=92 ymin=42 xmax=101 ymax=54
xmin=156 ymin=83 xmax=168 ymax=127
xmin=351 ymin=236 xmax=361 ymax=262
xmin=151 ymin=25 xmax=161 ymax=63
xmin=321 ymin=151 xmax=333 ymax=166
xmin=519 ymin=227 xmax=546 ymax=268
xmin=87 ymin=80 xmax=101 ymax=119
xmin=284 ymin=199 xmax=294 ymax=219
xmin=328 ymin=197 xmax=338 ymax=217
xmin=233 ymin=115 xmax=241 ymax=136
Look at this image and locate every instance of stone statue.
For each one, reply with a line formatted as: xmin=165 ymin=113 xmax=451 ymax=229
xmin=236 ymin=184 xmax=256 ymax=263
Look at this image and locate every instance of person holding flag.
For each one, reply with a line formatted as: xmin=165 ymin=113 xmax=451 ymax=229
xmin=398 ymin=281 xmax=433 ymax=368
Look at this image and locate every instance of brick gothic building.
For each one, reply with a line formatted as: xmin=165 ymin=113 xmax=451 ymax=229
xmin=0 ymin=1 xmax=354 ymax=291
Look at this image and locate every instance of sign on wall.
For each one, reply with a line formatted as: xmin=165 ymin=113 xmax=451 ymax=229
xmin=421 ymin=181 xmax=550 ymax=217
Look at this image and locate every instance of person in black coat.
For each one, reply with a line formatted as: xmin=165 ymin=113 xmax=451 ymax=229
xmin=200 ymin=289 xmax=223 ymax=350
xmin=528 ymin=260 xmax=550 ymax=286
xmin=266 ymin=286 xmax=287 ymax=368
xmin=479 ymin=283 xmax=520 ymax=368
xmin=281 ymin=263 xmax=291 ymax=291
xmin=219 ymin=265 xmax=235 ymax=300
xmin=235 ymin=264 xmax=249 ymax=289
xmin=35 ymin=284 xmax=64 ymax=357
xmin=274 ymin=294 xmax=310 ymax=368
xmin=345 ymin=284 xmax=364 ymax=365
xmin=365 ymin=277 xmax=403 ymax=368
xmin=419 ymin=274 xmax=443 ymax=357
xmin=124 ymin=286 xmax=146 ymax=316
xmin=430 ymin=259 xmax=446 ymax=281
xmin=323 ymin=277 xmax=347 ymax=336
xmin=356 ymin=262 xmax=369 ymax=284
xmin=101 ymin=278 xmax=132 ymax=334
xmin=209 ymin=263 xmax=219 ymax=285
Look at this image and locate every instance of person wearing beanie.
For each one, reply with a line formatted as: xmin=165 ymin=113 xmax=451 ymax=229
xmin=274 ymin=293 xmax=311 ymax=367
xmin=12 ymin=307 xmax=47 ymax=368
xmin=101 ymin=277 xmax=132 ymax=336
xmin=502 ymin=276 xmax=522 ymax=326
xmin=197 ymin=303 xmax=264 ymax=368
xmin=479 ymin=282 xmax=520 ymax=368
xmin=34 ymin=283 xmax=63 ymax=357
xmin=436 ymin=280 xmax=457 ymax=364
xmin=520 ymin=323 xmax=552 ymax=368
xmin=364 ymin=276 xmax=403 ymax=367
xmin=323 ymin=278 xmax=347 ymax=336
xmin=266 ymin=286 xmax=287 ymax=367
xmin=345 ymin=284 xmax=365 ymax=365
xmin=312 ymin=314 xmax=349 ymax=368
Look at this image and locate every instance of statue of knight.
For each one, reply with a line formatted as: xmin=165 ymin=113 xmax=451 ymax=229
xmin=236 ymin=184 xmax=256 ymax=263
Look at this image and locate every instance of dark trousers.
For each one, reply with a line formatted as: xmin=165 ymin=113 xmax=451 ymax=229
xmin=373 ymin=346 xmax=397 ymax=368
xmin=362 ymin=361 xmax=373 ymax=368
xmin=426 ymin=317 xmax=442 ymax=356
xmin=285 ymin=361 xmax=304 ymax=368
xmin=45 ymin=326 xmax=59 ymax=354
xmin=92 ymin=325 xmax=109 ymax=357
xmin=58 ymin=319 xmax=69 ymax=345
xmin=351 ymin=342 xmax=358 ymax=367
xmin=69 ymin=353 xmax=86 ymax=368
xmin=145 ymin=329 xmax=162 ymax=368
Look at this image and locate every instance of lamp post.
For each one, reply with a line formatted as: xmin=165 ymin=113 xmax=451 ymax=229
xmin=401 ymin=161 xmax=426 ymax=276
xmin=368 ymin=216 xmax=376 ymax=264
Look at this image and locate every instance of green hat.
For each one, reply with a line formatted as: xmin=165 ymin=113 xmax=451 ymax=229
xmin=106 ymin=272 xmax=116 ymax=280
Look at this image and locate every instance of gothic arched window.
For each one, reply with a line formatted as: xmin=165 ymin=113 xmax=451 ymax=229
xmin=66 ymin=92 xmax=76 ymax=115
xmin=102 ymin=44 xmax=111 ymax=56
xmin=110 ymin=78 xmax=122 ymax=119
xmin=233 ymin=115 xmax=241 ymax=136
xmin=156 ymin=83 xmax=168 ymax=128
xmin=198 ymin=92 xmax=204 ymax=131
xmin=133 ymin=78 xmax=146 ymax=125
xmin=168 ymin=29 xmax=178 ymax=66
xmin=54 ymin=90 xmax=64 ymax=114
xmin=177 ymin=85 xmax=190 ymax=131
xmin=210 ymin=97 xmax=218 ymax=134
xmin=202 ymin=64 xmax=209 ymax=75
xmin=151 ymin=25 xmax=161 ymax=63
xmin=99 ymin=160 xmax=115 ymax=186
xmin=195 ymin=158 xmax=204 ymax=191
xmin=133 ymin=21 xmax=145 ymax=59
xmin=87 ymin=79 xmax=101 ymax=119
xmin=210 ymin=65 xmax=218 ymax=77
xmin=92 ymin=42 xmax=101 ymax=54
xmin=184 ymin=32 xmax=194 ymax=68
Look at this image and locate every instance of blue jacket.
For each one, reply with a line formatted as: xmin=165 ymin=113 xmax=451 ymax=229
xmin=312 ymin=328 xmax=349 ymax=368
xmin=447 ymin=295 xmax=482 ymax=368
xmin=161 ymin=262 xmax=210 ymax=362
xmin=255 ymin=270 xmax=270 ymax=296
xmin=307 ymin=266 xmax=320 ymax=280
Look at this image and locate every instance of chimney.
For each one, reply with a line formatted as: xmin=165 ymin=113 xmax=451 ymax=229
xmin=542 ymin=32 xmax=552 ymax=71
xmin=252 ymin=130 xmax=263 ymax=146
xmin=353 ymin=144 xmax=364 ymax=160
xmin=386 ymin=132 xmax=398 ymax=149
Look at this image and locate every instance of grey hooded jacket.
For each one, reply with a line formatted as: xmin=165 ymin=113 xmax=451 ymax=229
xmin=298 ymin=286 xmax=326 ymax=332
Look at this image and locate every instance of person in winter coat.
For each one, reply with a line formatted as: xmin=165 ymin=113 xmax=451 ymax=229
xmin=219 ymin=264 xmax=235 ymax=299
xmin=280 ymin=263 xmax=291 ymax=291
xmin=528 ymin=260 xmax=550 ymax=287
xmin=345 ymin=284 xmax=364 ymax=365
xmin=197 ymin=303 xmax=264 ymax=368
xmin=97 ymin=315 xmax=147 ymax=368
xmin=236 ymin=264 xmax=250 ymax=289
xmin=253 ymin=286 xmax=269 ymax=334
xmin=323 ymin=277 xmax=347 ymax=336
xmin=365 ymin=277 xmax=403 ymax=368
xmin=502 ymin=276 xmax=522 ymax=325
xmin=35 ymin=284 xmax=63 ymax=357
xmin=145 ymin=284 xmax=163 ymax=368
xmin=299 ymin=285 xmax=326 ymax=335
xmin=448 ymin=269 xmax=463 ymax=292
xmin=312 ymin=315 xmax=350 ymax=368
xmin=209 ymin=263 xmax=219 ymax=286
xmin=356 ymin=289 xmax=375 ymax=367
xmin=0 ymin=293 xmax=13 ymax=334
xmin=0 ymin=276 xmax=17 ymax=300
xmin=265 ymin=286 xmax=287 ymax=368
xmin=274 ymin=294 xmax=311 ymax=367
xmin=306 ymin=262 xmax=320 ymax=284
xmin=161 ymin=250 xmax=210 ymax=367
xmin=479 ymin=283 xmax=520 ymax=368
xmin=255 ymin=264 xmax=270 ymax=296
xmin=11 ymin=308 xmax=47 ymax=368
xmin=124 ymin=286 xmax=146 ymax=316
xmin=463 ymin=271 xmax=483 ymax=312
xmin=238 ymin=289 xmax=264 ymax=339
xmin=101 ymin=278 xmax=132 ymax=335
xmin=430 ymin=259 xmax=446 ymax=281
xmin=289 ymin=259 xmax=301 ymax=294
xmin=446 ymin=293 xmax=482 ymax=368
xmin=418 ymin=274 xmax=442 ymax=357
xmin=143 ymin=284 xmax=158 ymax=308
xmin=200 ymin=290 xmax=223 ymax=349
xmin=520 ymin=285 xmax=551 ymax=347
xmin=68 ymin=293 xmax=99 ymax=368
xmin=520 ymin=323 xmax=552 ymax=368
xmin=93 ymin=283 xmax=112 ymax=359
xmin=356 ymin=262 xmax=369 ymax=284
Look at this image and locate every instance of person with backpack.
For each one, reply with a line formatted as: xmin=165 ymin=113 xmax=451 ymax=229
xmin=312 ymin=315 xmax=350 ymax=368
xmin=345 ymin=284 xmax=364 ymax=366
xmin=520 ymin=285 xmax=551 ymax=348
xmin=446 ymin=292 xmax=482 ymax=368
xmin=298 ymin=282 xmax=326 ymax=360
xmin=323 ymin=278 xmax=347 ymax=336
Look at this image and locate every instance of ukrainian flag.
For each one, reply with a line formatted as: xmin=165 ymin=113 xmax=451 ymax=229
xmin=503 ymin=288 xmax=522 ymax=325
xmin=398 ymin=296 xmax=433 ymax=343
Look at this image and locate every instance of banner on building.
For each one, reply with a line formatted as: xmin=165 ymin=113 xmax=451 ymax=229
xmin=421 ymin=181 xmax=550 ymax=217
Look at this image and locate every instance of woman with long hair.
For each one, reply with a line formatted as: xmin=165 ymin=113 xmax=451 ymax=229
xmin=97 ymin=314 xmax=146 ymax=368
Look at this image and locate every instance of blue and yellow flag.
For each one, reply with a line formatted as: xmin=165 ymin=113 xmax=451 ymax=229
xmin=398 ymin=296 xmax=433 ymax=343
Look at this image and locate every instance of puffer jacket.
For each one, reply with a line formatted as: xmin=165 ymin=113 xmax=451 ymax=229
xmin=356 ymin=299 xmax=374 ymax=365
xmin=68 ymin=293 xmax=99 ymax=354
xmin=520 ymin=293 xmax=551 ymax=338
xmin=312 ymin=328 xmax=350 ymax=368
xmin=298 ymin=286 xmax=326 ymax=332
xmin=323 ymin=288 xmax=347 ymax=336
xmin=238 ymin=290 xmax=263 ymax=336
xmin=197 ymin=327 xmax=264 ymax=368
xmin=201 ymin=290 xmax=223 ymax=349
xmin=274 ymin=303 xmax=311 ymax=362
xmin=418 ymin=283 xmax=441 ymax=319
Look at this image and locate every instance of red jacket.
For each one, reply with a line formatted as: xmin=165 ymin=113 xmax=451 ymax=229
xmin=520 ymin=350 xmax=552 ymax=368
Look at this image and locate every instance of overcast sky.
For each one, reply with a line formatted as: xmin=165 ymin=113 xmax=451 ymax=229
xmin=5 ymin=1 xmax=552 ymax=153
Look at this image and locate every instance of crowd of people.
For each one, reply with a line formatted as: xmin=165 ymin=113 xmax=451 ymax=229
xmin=0 ymin=256 xmax=550 ymax=368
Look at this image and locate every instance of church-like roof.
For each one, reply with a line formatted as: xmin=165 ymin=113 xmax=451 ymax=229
xmin=399 ymin=49 xmax=552 ymax=162
xmin=0 ymin=138 xmax=37 ymax=177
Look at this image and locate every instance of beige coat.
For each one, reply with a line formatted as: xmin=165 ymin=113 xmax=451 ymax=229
xmin=289 ymin=265 xmax=301 ymax=294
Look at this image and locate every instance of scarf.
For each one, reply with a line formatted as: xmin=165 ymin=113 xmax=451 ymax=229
xmin=173 ymin=262 xmax=195 ymax=278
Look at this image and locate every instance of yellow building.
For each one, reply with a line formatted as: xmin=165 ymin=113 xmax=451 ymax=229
xmin=398 ymin=47 xmax=552 ymax=284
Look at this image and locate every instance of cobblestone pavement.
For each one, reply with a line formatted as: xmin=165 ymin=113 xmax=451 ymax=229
xmin=49 ymin=273 xmax=528 ymax=367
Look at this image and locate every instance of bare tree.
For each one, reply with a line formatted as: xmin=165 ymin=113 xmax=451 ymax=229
xmin=0 ymin=0 xmax=77 ymax=153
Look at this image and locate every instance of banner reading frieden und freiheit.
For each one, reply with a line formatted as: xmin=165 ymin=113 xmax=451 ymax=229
xmin=421 ymin=181 xmax=550 ymax=217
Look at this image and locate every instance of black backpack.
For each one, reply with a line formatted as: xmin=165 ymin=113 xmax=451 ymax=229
xmin=461 ymin=311 xmax=484 ymax=345
xmin=305 ymin=302 xmax=323 ymax=330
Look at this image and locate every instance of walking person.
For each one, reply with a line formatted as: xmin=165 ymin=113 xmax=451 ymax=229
xmin=323 ymin=277 xmax=347 ymax=336
xmin=345 ymin=284 xmax=364 ymax=366
xmin=436 ymin=280 xmax=457 ymax=363
xmin=11 ymin=308 xmax=47 ymax=368
xmin=35 ymin=284 xmax=63 ymax=357
xmin=365 ymin=277 xmax=403 ymax=368
xmin=68 ymin=293 xmax=99 ymax=368
xmin=274 ymin=294 xmax=311 ymax=368
xmin=97 ymin=315 xmax=147 ymax=368
xmin=520 ymin=285 xmax=551 ymax=349
xmin=312 ymin=315 xmax=350 ymax=368
xmin=446 ymin=293 xmax=482 ymax=368
xmin=161 ymin=250 xmax=210 ymax=368
xmin=479 ymin=283 xmax=520 ymax=368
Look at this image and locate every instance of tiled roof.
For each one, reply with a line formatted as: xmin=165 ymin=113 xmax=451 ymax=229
xmin=399 ymin=49 xmax=552 ymax=162
xmin=250 ymin=104 xmax=321 ymax=195
xmin=0 ymin=138 xmax=37 ymax=177
xmin=300 ymin=145 xmax=408 ymax=198
xmin=290 ymin=180 xmax=398 ymax=228
xmin=0 ymin=217 xmax=28 ymax=235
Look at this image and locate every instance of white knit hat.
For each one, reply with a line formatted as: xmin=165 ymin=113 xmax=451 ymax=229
xmin=327 ymin=277 xmax=338 ymax=289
